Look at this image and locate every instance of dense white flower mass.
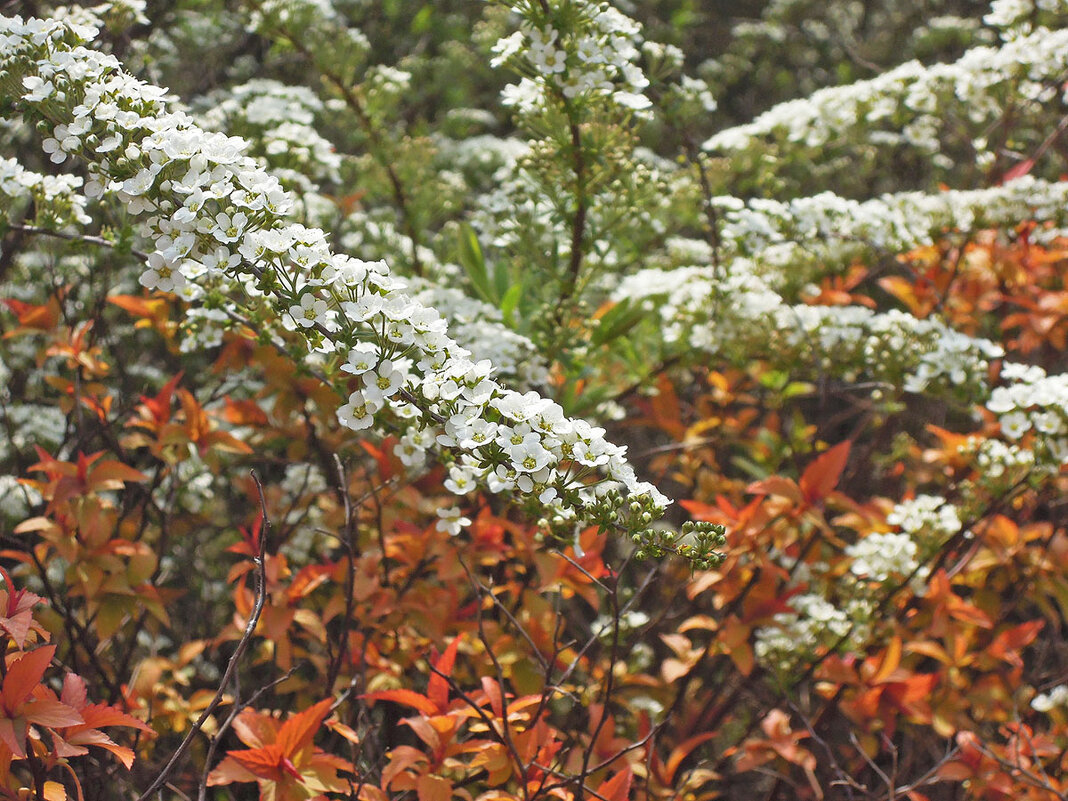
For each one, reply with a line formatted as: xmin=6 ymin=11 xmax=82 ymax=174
xmin=0 ymin=13 xmax=689 ymax=549
xmin=493 ymin=0 xmax=653 ymax=117
xmin=197 ymin=79 xmax=342 ymax=190
xmin=612 ymin=259 xmax=1004 ymax=401
xmin=754 ymin=593 xmax=872 ymax=673
xmin=986 ymin=0 xmax=1068 ymax=35
xmin=846 ymin=532 xmax=920 ymax=582
xmin=715 ymin=178 xmax=1068 ymax=263
xmin=404 ymin=279 xmax=549 ymax=388
xmin=986 ymin=364 xmax=1068 ymax=466
xmin=0 ymin=156 xmax=91 ymax=227
xmin=703 ymin=25 xmax=1068 ymax=161
xmin=886 ymin=495 xmax=962 ymax=544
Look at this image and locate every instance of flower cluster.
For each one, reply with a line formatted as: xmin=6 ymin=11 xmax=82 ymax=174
xmin=0 ymin=156 xmax=91 ymax=227
xmin=714 ymin=177 xmax=1068 ymax=268
xmin=777 ymin=306 xmax=1004 ymax=397
xmin=886 ymin=494 xmax=963 ymax=550
xmin=612 ymin=259 xmax=1004 ymax=402
xmin=1032 ymin=684 xmax=1068 ymax=712
xmin=845 ymin=532 xmax=921 ymax=583
xmin=493 ymin=1 xmax=652 ymax=116
xmin=987 ymin=362 xmax=1068 ymax=466
xmin=0 ymin=13 xmax=721 ymax=554
xmin=973 ymin=439 xmax=1038 ymax=480
xmin=404 ymin=279 xmax=549 ymax=388
xmin=986 ymin=0 xmax=1068 ymax=36
xmin=704 ymin=25 xmax=1068 ymax=166
xmin=754 ymin=593 xmax=872 ymax=674
xmin=197 ymin=78 xmax=342 ymax=192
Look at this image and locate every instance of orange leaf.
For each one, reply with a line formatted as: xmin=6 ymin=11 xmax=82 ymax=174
xmin=206 ymin=755 xmax=260 ymax=786
xmin=799 ymin=441 xmax=851 ymax=505
xmin=3 ymin=645 xmax=56 ymax=711
xmin=417 ymin=774 xmax=452 ymax=801
xmin=428 ymin=638 xmax=460 ymax=713
xmin=746 ymin=476 xmax=802 ymax=504
xmin=107 ymin=294 xmax=168 ymax=319
xmin=362 ymin=689 xmax=438 ymax=717
xmin=481 ymin=677 xmax=504 ymax=719
xmin=987 ymin=620 xmax=1044 ymax=666
xmin=664 ymin=732 xmax=717 ymax=783
xmin=595 ymin=766 xmax=632 ymax=801
xmin=870 ymin=636 xmax=902 ymax=685
xmin=223 ymin=397 xmax=269 ymax=426
xmin=24 ymin=698 xmax=83 ymax=728
xmin=1002 ymin=157 xmax=1035 ymax=182
xmin=227 ymin=748 xmax=283 ymax=779
xmin=88 ymin=461 xmax=149 ymax=490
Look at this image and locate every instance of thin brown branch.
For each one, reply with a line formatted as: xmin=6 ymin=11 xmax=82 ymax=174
xmin=135 ymin=469 xmax=271 ymax=801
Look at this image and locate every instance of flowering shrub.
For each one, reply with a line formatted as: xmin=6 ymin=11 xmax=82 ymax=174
xmin=0 ymin=0 xmax=1067 ymax=799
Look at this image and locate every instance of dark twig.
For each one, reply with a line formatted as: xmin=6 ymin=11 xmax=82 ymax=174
xmin=196 ymin=667 xmax=299 ymax=801
xmin=135 ymin=469 xmax=271 ymax=801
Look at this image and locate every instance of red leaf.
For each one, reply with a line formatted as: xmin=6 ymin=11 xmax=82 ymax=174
xmin=229 ymin=746 xmax=284 ymax=778
xmin=64 ymin=729 xmax=135 ymax=769
xmin=987 ymin=620 xmax=1044 ymax=666
xmin=1002 ymin=157 xmax=1035 ymax=183
xmin=428 ymin=638 xmax=460 ymax=713
xmin=60 ymin=673 xmax=88 ymax=711
xmin=206 ymin=755 xmax=260 ymax=786
xmin=870 ymin=636 xmax=902 ymax=685
xmin=664 ymin=733 xmax=717 ymax=782
xmin=481 ymin=677 xmax=503 ymax=719
xmin=74 ymin=702 xmax=154 ymax=733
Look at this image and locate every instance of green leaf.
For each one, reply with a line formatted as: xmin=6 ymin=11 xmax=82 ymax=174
xmin=782 ymin=381 xmax=815 ymax=400
xmin=410 ymin=5 xmax=433 ymax=34
xmin=493 ymin=259 xmax=511 ymax=307
xmin=499 ymin=283 xmax=523 ymax=327
xmin=457 ymin=223 xmax=495 ymax=304
xmin=730 ymin=455 xmax=768 ymax=481
xmin=591 ymin=299 xmax=644 ymax=347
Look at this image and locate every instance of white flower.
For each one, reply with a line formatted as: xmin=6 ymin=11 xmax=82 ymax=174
xmin=122 ymin=169 xmax=156 ymax=196
xmin=457 ymin=418 xmax=498 ymax=450
xmin=490 ymin=31 xmax=524 ymax=68
xmin=846 ymin=532 xmax=919 ymax=582
xmin=613 ymin=90 xmax=651 ymax=110
xmin=337 ymin=390 xmax=381 ymax=431
xmin=140 ymin=253 xmax=187 ymax=293
xmin=362 ymin=359 xmax=406 ymax=403
xmin=444 ymin=465 xmax=479 ymax=495
xmin=1000 ymin=411 xmax=1032 ymax=440
xmin=436 ymin=506 xmax=471 ymax=536
xmin=209 ymin=211 xmax=249 ymax=243
xmin=341 ymin=342 xmax=379 ymax=376
xmin=531 ymin=46 xmax=567 ymax=75
xmin=507 ymin=434 xmax=554 ymax=474
xmin=288 ymin=293 xmax=332 ymax=329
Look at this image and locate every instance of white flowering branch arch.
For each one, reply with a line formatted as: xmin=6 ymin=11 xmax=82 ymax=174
xmin=0 ymin=14 xmax=725 ymax=566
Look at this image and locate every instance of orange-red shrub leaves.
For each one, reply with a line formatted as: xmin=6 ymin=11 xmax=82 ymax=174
xmin=207 ymin=699 xmax=354 ymax=801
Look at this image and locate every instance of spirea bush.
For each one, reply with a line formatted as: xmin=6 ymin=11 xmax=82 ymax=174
xmin=0 ymin=1 xmax=1066 ymax=799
